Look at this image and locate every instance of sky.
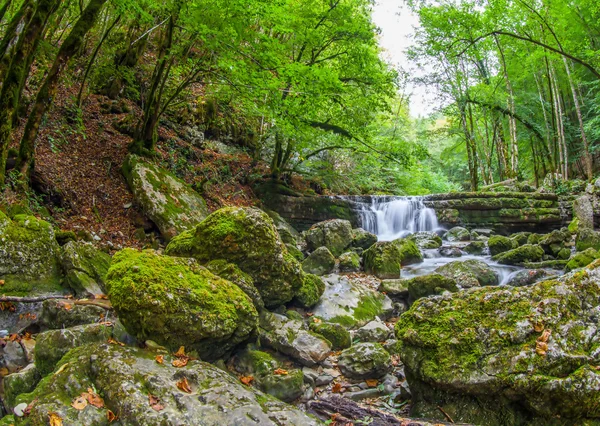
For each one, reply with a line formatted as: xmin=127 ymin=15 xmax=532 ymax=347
xmin=372 ymin=0 xmax=439 ymax=117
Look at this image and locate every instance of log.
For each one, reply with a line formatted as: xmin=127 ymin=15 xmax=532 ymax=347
xmin=308 ymin=396 xmax=404 ymax=426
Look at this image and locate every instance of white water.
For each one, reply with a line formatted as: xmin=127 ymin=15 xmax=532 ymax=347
xmin=353 ymin=196 xmax=441 ymax=241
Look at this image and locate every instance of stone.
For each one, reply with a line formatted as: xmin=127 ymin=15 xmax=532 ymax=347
xmin=122 ymin=154 xmax=209 ymax=241
xmin=166 ymin=207 xmax=305 ymax=307
xmin=438 ymin=246 xmax=462 ymax=257
xmin=337 ymin=343 xmax=391 ymax=379
xmin=463 ymin=241 xmax=486 ymax=255
xmin=492 ymin=244 xmax=545 ymax=265
xmin=435 ymin=259 xmax=499 ymax=288
xmin=576 ymin=228 xmax=600 ymax=252
xmin=565 ymin=248 xmax=600 ymax=272
xmin=205 ymin=259 xmax=264 ymax=309
xmin=395 ymin=259 xmax=600 ymax=425
xmin=259 ymin=312 xmax=331 ymax=366
xmin=19 ymin=343 xmax=320 ymax=425
xmin=304 ymin=219 xmax=353 ymax=256
xmin=488 ymin=235 xmax=517 ymax=256
xmin=3 ymin=364 xmax=40 ymax=411
xmin=444 ymin=226 xmax=470 ymax=242
xmin=407 ymin=231 xmax=442 ymax=249
xmin=351 ymin=228 xmax=377 ymax=250
xmin=573 ymin=195 xmax=594 ymax=230
xmin=339 ymin=251 xmax=361 ymax=272
xmin=505 ymin=269 xmax=553 ymax=287
xmin=363 ymin=239 xmax=422 ymax=279
xmin=405 ymin=274 xmax=458 ymax=303
xmin=378 ymin=279 xmax=409 ymax=300
xmin=0 ymin=341 xmax=28 ymax=375
xmin=106 ymin=249 xmax=258 ymax=360
xmin=355 ymin=318 xmax=391 ymax=343
xmin=285 ymin=243 xmax=304 ymax=262
xmin=293 ymin=273 xmax=326 ymax=308
xmin=309 ymin=322 xmax=351 ymax=350
xmin=38 ymin=299 xmax=107 ymax=330
xmin=61 ymin=241 xmax=111 ymax=297
xmin=510 ymin=232 xmax=532 ymax=246
xmin=539 ymin=229 xmax=571 ymax=256
xmin=263 ymin=209 xmax=301 ymax=245
xmin=302 ymin=246 xmax=336 ymax=276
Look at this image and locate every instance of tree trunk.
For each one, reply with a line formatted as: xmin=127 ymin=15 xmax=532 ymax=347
xmin=549 ymin=63 xmax=567 ymax=178
xmin=0 ymin=0 xmax=13 ymax=24
xmin=495 ymin=36 xmax=518 ymax=178
xmin=0 ymin=0 xmax=33 ymax=83
xmin=16 ymin=0 xmax=108 ymax=180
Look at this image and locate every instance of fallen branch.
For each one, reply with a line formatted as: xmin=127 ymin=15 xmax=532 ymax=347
xmin=308 ymin=396 xmax=404 ymax=425
xmin=0 ymin=295 xmax=71 ymax=303
xmin=438 ymin=405 xmax=455 ymax=423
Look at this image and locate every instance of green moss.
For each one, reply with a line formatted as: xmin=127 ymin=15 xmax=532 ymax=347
xmin=407 ymin=274 xmax=458 ymax=303
xmin=565 ymin=248 xmax=600 ymax=272
xmin=568 ymin=217 xmax=580 ymax=234
xmin=309 ymin=322 xmax=351 ymax=350
xmin=492 ymin=244 xmax=544 ymax=265
xmin=353 ymin=294 xmax=384 ymax=322
xmin=285 ymin=243 xmax=304 ymax=261
xmin=339 ymin=251 xmax=361 ymax=272
xmin=55 ymin=230 xmax=77 ymax=246
xmin=327 ymin=314 xmax=357 ymax=328
xmin=294 ymin=273 xmax=325 ymax=308
xmin=488 ymin=235 xmax=517 ymax=256
xmin=364 ymin=241 xmax=401 ymax=279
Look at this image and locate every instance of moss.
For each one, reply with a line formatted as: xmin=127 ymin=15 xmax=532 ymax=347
xmin=327 ymin=314 xmax=357 ymax=328
xmin=293 ymin=273 xmax=325 ymax=308
xmin=565 ymin=248 xmax=600 ymax=272
xmin=339 ymin=251 xmax=361 ymax=272
xmin=576 ymin=229 xmax=600 ymax=252
xmin=364 ymin=241 xmax=401 ymax=279
xmin=353 ymin=294 xmax=384 ymax=322
xmin=285 ymin=243 xmax=304 ymax=261
xmin=436 ymin=259 xmax=499 ymax=288
xmin=309 ymin=322 xmax=351 ymax=349
xmin=55 ymin=230 xmax=77 ymax=246
xmin=205 ymin=259 xmax=264 ymax=309
xmin=568 ymin=217 xmax=580 ymax=234
xmin=407 ymin=274 xmax=458 ymax=303
xmin=488 ymin=235 xmax=517 ymax=256
xmin=302 ymin=246 xmax=335 ymax=276
xmin=394 ymin=238 xmax=423 ymax=265
xmin=492 ymin=244 xmax=545 ymax=265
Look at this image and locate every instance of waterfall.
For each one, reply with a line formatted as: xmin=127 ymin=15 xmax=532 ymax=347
xmin=348 ymin=196 xmax=440 ymax=241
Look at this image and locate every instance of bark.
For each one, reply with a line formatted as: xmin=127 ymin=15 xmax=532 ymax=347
xmin=495 ymin=36 xmax=518 ymax=177
xmin=549 ymin=63 xmax=567 ymax=178
xmin=0 ymin=0 xmax=13 ymax=24
xmin=16 ymin=0 xmax=109 ymax=180
xmin=0 ymin=0 xmax=33 ymax=82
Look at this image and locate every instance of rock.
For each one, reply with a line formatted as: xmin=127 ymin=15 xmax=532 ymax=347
xmin=472 ymin=228 xmax=493 ymax=237
xmin=61 ymin=241 xmax=111 ymax=297
xmin=539 ymin=228 xmax=571 ymax=256
xmin=19 ymin=343 xmax=320 ymax=425
xmin=293 ymin=273 xmax=326 ymax=308
xmin=285 ymin=243 xmax=304 ymax=262
xmin=435 ymin=259 xmax=499 ymax=288
xmin=3 ymin=364 xmax=40 ymax=411
xmin=395 ymin=259 xmax=600 ymax=425
xmin=233 ymin=348 xmax=304 ymax=402
xmin=302 ymin=246 xmax=336 ymax=276
xmin=378 ymin=279 xmax=409 ymax=300
xmin=351 ymin=228 xmax=377 ymax=250
xmin=437 ymin=246 xmax=462 ymax=257
xmin=522 ymin=260 xmax=568 ymax=269
xmin=492 ymin=244 xmax=545 ymax=265
xmin=309 ymin=322 xmax=351 ymax=350
xmin=510 ymin=232 xmax=532 ymax=246
xmin=0 ymin=341 xmax=28 ymax=375
xmin=573 ymin=195 xmax=594 ymax=230
xmin=259 ymin=312 xmax=331 ymax=366
xmin=304 ymin=219 xmax=353 ymax=256
xmin=38 ymin=299 xmax=107 ymax=330
xmin=337 ymin=343 xmax=391 ymax=379
xmin=0 ymin=212 xmax=63 ymax=296
xmin=312 ymin=275 xmax=393 ymax=328
xmin=345 ymin=388 xmax=382 ymax=401
xmin=205 ymin=259 xmax=264 ymax=309
xmin=576 ymin=228 xmax=600 ymax=252
xmin=565 ymin=248 xmax=600 ymax=272
xmin=463 ymin=241 xmax=486 ymax=255
xmin=34 ymin=323 xmax=112 ymax=376
xmin=364 ymin=239 xmax=422 ymax=279
xmin=505 ymin=269 xmax=552 ymax=287
xmin=166 ymin=207 xmax=304 ymax=307
xmin=488 ymin=235 xmax=517 ymax=256
xmin=405 ymin=274 xmax=458 ymax=303
xmin=355 ymin=318 xmax=391 ymax=342
xmin=106 ymin=249 xmax=258 ymax=360
xmin=122 ymin=154 xmax=209 ymax=241
xmin=568 ymin=217 xmax=579 ymax=234
xmin=407 ymin=231 xmax=442 ymax=249
xmin=339 ymin=251 xmax=361 ymax=272
xmin=444 ymin=226 xmax=470 ymax=242
xmin=263 ymin=209 xmax=301 ymax=245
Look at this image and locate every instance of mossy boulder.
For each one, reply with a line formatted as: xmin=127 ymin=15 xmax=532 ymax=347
xmin=539 ymin=228 xmax=571 ymax=256
xmin=285 ymin=243 xmax=304 ymax=262
xmin=38 ymin=299 xmax=107 ymax=330
xmin=122 ymin=154 xmax=209 ymax=241
xmin=363 ymin=239 xmax=422 ymax=279
xmin=309 ymin=322 xmax=351 ymax=350
xmin=565 ymin=248 xmax=600 ymax=272
xmin=435 ymin=259 xmax=499 ymax=288
xmin=444 ymin=226 xmax=470 ymax=242
xmin=166 ymin=207 xmax=304 ymax=307
xmin=488 ymin=235 xmax=517 ymax=256
xmin=395 ymin=260 xmax=600 ymax=425
xmin=463 ymin=241 xmax=486 ymax=255
xmin=576 ymin=228 xmax=600 ymax=252
xmin=407 ymin=231 xmax=442 ymax=249
xmin=573 ymin=194 xmax=594 ymax=230
xmin=406 ymin=274 xmax=458 ymax=304
xmin=106 ymin=249 xmax=258 ymax=360
xmin=304 ymin=219 xmax=353 ymax=256
xmin=0 ymin=212 xmax=63 ymax=296
xmin=294 ymin=273 xmax=326 ymax=308
xmin=263 ymin=208 xmax=301 ymax=245
xmin=492 ymin=244 xmax=544 ymax=265
xmin=61 ymin=241 xmax=111 ymax=297
xmin=302 ymin=246 xmax=335 ymax=276
xmin=18 ymin=343 xmax=320 ymax=425
xmin=337 ymin=343 xmax=391 ymax=379
xmin=378 ymin=279 xmax=409 ymax=300
xmin=351 ymin=228 xmax=377 ymax=250
xmin=3 ymin=364 xmax=40 ymax=411
xmin=205 ymin=259 xmax=264 ymax=309
xmin=339 ymin=251 xmax=361 ymax=272
xmin=510 ymin=232 xmax=532 ymax=246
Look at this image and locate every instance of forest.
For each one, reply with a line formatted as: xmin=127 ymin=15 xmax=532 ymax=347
xmin=1 ymin=0 xmax=600 ymax=425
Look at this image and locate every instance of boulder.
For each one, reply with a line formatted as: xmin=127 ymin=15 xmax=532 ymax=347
xmin=488 ymin=235 xmax=517 ymax=256
xmin=285 ymin=243 xmax=304 ymax=262
xmin=576 ymin=228 xmax=600 ymax=252
xmin=18 ymin=343 xmax=319 ymax=425
xmin=573 ymin=195 xmax=594 ymax=230
xmin=338 ymin=251 xmax=361 ymax=272
xmin=204 ymin=259 xmax=264 ymax=309
xmin=2 ymin=363 xmax=40 ymax=411
xmin=505 ymin=269 xmax=552 ymax=287
xmin=166 ymin=207 xmax=304 ymax=307
xmin=293 ymin=274 xmax=326 ymax=308
xmin=38 ymin=299 xmax=107 ymax=330
xmin=308 ymin=322 xmax=351 ymax=350
xmin=510 ymin=232 xmax=532 ymax=246
xmin=378 ymin=279 xmax=409 ymax=300
xmin=463 ymin=241 xmax=486 ymax=255
xmin=351 ymin=228 xmax=377 ymax=250
xmin=435 ymin=259 xmax=499 ymax=288
xmin=444 ymin=226 xmax=470 ymax=242
xmin=0 ymin=212 xmax=63 ymax=296
xmin=407 ymin=231 xmax=442 ymax=249
xmin=337 ymin=343 xmax=391 ymax=379
xmin=304 ymin=219 xmax=353 ymax=256
xmin=61 ymin=241 xmax=111 ymax=297
xmin=396 ymin=260 xmax=600 ymax=425
xmin=354 ymin=318 xmax=391 ymax=343
xmin=263 ymin=209 xmax=300 ymax=245
xmin=106 ymin=249 xmax=258 ymax=360
xmin=438 ymin=246 xmax=462 ymax=257
xmin=492 ymin=244 xmax=544 ymax=265
xmin=122 ymin=154 xmax=209 ymax=241
xmin=302 ymin=246 xmax=336 ymax=276
xmin=364 ymin=239 xmax=422 ymax=279
xmin=539 ymin=229 xmax=571 ymax=256
xmin=565 ymin=248 xmax=600 ymax=272
xmin=405 ymin=274 xmax=458 ymax=304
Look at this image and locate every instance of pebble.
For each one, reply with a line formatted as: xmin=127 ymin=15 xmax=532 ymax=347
xmin=13 ymin=403 xmax=28 ymax=417
xmin=315 ymin=373 xmax=334 ymax=386
xmin=0 ymin=329 xmax=8 ymax=338
xmin=300 ymin=386 xmax=315 ymax=403
xmin=345 ymin=388 xmax=381 ymax=401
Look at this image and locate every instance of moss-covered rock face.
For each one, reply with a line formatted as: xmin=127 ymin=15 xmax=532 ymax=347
xmin=539 ymin=228 xmax=571 ymax=256
xmin=0 ymin=212 xmax=63 ymax=296
xmin=309 ymin=321 xmax=351 ymax=350
xmin=565 ymin=248 xmax=600 ymax=272
xmin=395 ymin=260 xmax=600 ymax=425
xmin=166 ymin=207 xmax=304 ymax=307
xmin=3 ymin=364 xmax=40 ymax=411
xmin=304 ymin=219 xmax=353 ymax=256
xmin=122 ymin=154 xmax=209 ymax=241
xmin=351 ymin=228 xmax=377 ymax=250
xmin=435 ymin=259 xmax=499 ymax=288
xmin=263 ymin=208 xmax=301 ymax=245
xmin=106 ymin=249 xmax=258 ymax=360
xmin=492 ymin=244 xmax=545 ymax=265
xmin=363 ymin=239 xmax=423 ymax=279
xmin=576 ymin=228 xmax=600 ymax=252
xmin=407 ymin=231 xmax=442 ymax=249
xmin=204 ymin=259 xmax=264 ymax=310
xmin=19 ymin=343 xmax=320 ymax=425
xmin=394 ymin=238 xmax=424 ymax=265
xmin=444 ymin=226 xmax=470 ymax=242
xmin=302 ymin=246 xmax=336 ymax=276
xmin=510 ymin=232 xmax=532 ymax=246
xmin=294 ymin=273 xmax=326 ymax=308
xmin=488 ymin=235 xmax=517 ymax=256
xmin=61 ymin=241 xmax=111 ymax=297
xmin=338 ymin=251 xmax=361 ymax=272
xmin=406 ymin=274 xmax=458 ymax=304
xmin=337 ymin=343 xmax=391 ymax=379
xmin=463 ymin=241 xmax=486 ymax=255
xmin=285 ymin=243 xmax=304 ymax=262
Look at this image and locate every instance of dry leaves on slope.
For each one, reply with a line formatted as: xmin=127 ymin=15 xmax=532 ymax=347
xmin=176 ymin=377 xmax=192 ymax=393
xmin=71 ymin=388 xmax=105 ymax=410
xmin=148 ymin=394 xmax=165 ymax=411
xmin=240 ymin=375 xmax=254 ymax=386
xmin=273 ymin=368 xmax=288 ymax=375
xmin=48 ymin=412 xmax=63 ymax=426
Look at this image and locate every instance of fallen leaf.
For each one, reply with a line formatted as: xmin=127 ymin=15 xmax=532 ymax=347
xmin=0 ymin=279 xmax=5 ymax=286
xmin=0 ymin=367 xmax=9 ymax=377
xmin=365 ymin=379 xmax=378 ymax=388
xmin=22 ymin=332 xmax=32 ymax=340
xmin=48 ymin=412 xmax=63 ymax=426
xmin=240 ymin=375 xmax=254 ymax=385
xmin=23 ymin=398 xmax=37 ymax=416
xmin=538 ymin=329 xmax=551 ymax=343
xmin=533 ymin=322 xmax=544 ymax=332
xmin=312 ymin=317 xmax=322 ymax=324
xmin=107 ymin=410 xmax=118 ymax=422
xmin=71 ymin=396 xmax=88 ymax=410
xmin=85 ymin=388 xmax=105 ymax=408
xmin=107 ymin=338 xmax=124 ymax=346
xmin=9 ymin=334 xmax=20 ymax=342
xmin=536 ymin=341 xmax=548 ymax=356
xmin=172 ymin=357 xmax=188 ymax=368
xmin=174 ymin=346 xmax=187 ymax=358
xmin=62 ymin=303 xmax=73 ymax=311
xmin=155 ymin=355 xmax=164 ymax=364
xmin=176 ymin=377 xmax=192 ymax=393
xmin=148 ymin=394 xmax=164 ymax=411
xmin=332 ymin=382 xmax=343 ymax=393
xmin=273 ymin=368 xmax=288 ymax=375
